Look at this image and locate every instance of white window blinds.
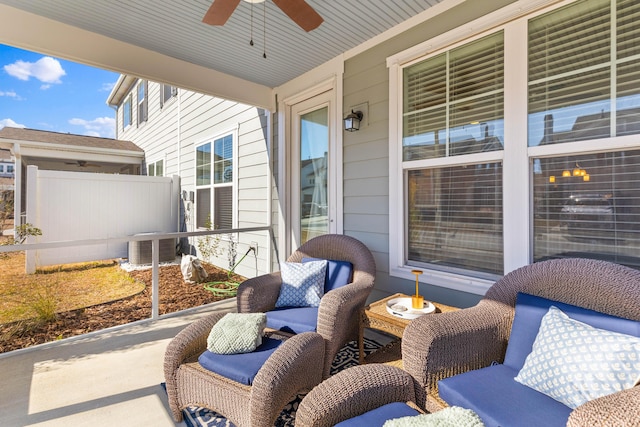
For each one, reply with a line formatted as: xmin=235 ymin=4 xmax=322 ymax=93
xmin=528 ymin=0 xmax=640 ymax=146
xmin=403 ymin=32 xmax=504 ymax=161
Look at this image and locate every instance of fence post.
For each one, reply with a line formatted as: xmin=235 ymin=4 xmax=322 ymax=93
xmin=25 ymin=165 xmax=38 ymax=274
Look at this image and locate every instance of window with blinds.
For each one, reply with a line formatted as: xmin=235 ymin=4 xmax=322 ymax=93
xmin=137 ymin=81 xmax=148 ymax=125
xmin=533 ymin=150 xmax=640 ymax=268
xmin=160 ymin=84 xmax=177 ymax=108
xmin=214 ymin=186 xmax=233 ymax=230
xmin=147 ymin=159 xmax=163 ymax=177
xmin=528 ymin=0 xmax=640 ymax=146
xmin=195 ymin=134 xmax=234 ymax=230
xmin=123 ymin=95 xmax=132 ymax=129
xmin=407 ymin=162 xmax=503 ymax=276
xmin=213 ymin=134 xmax=233 ymax=183
xmin=403 ymin=32 xmax=504 ymax=161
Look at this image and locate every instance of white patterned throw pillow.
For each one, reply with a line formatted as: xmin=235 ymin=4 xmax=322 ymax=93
xmin=514 ymin=306 xmax=640 ymax=409
xmin=275 ymin=260 xmax=328 ymax=308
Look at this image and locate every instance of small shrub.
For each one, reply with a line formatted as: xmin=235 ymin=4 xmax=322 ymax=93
xmin=196 ymin=215 xmax=221 ymax=262
xmin=28 ymin=284 xmax=58 ymax=324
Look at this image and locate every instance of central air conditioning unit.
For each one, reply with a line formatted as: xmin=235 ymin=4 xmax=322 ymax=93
xmin=128 ymin=233 xmax=176 ymax=265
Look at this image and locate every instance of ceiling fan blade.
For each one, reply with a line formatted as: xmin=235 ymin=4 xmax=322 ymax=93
xmin=272 ymin=0 xmax=323 ymax=32
xmin=202 ymin=0 xmax=241 ymax=25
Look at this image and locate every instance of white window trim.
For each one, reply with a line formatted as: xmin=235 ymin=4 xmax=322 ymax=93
xmin=388 ymin=0 xmax=580 ymax=295
xmin=194 ymin=126 xmax=239 ymax=231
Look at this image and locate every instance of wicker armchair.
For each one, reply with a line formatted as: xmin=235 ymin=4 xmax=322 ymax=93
xmin=402 ymin=257 xmax=640 ymax=425
xmin=236 ymin=234 xmax=376 ymax=378
xmin=164 ymin=311 xmax=325 ymax=426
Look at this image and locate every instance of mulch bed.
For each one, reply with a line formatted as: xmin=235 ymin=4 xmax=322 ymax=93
xmin=0 ymin=263 xmax=243 ymax=353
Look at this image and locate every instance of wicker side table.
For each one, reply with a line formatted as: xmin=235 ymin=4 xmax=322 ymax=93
xmin=359 ymin=293 xmax=458 ymax=366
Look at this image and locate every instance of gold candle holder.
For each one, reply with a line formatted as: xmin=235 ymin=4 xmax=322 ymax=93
xmin=411 ymin=269 xmax=424 ymax=309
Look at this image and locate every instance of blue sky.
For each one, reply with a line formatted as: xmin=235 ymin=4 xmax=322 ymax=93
xmin=0 ymin=44 xmax=119 ymax=138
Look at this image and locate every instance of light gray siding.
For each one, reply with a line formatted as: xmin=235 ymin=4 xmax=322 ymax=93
xmin=341 ymin=0 xmax=516 ymax=307
xmin=114 ymin=80 xmax=271 ymax=278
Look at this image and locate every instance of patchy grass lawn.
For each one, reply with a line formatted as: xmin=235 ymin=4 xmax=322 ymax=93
xmin=0 ymin=252 xmax=144 ymax=324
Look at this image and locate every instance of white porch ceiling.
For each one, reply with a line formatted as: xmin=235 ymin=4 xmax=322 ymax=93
xmin=0 ymin=0 xmax=445 ymax=92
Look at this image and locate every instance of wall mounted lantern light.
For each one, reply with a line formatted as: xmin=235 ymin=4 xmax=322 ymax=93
xmin=344 ymin=110 xmax=363 ymax=132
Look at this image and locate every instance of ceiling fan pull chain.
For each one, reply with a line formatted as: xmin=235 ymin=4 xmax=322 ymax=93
xmin=249 ymin=1 xmax=254 ymax=46
xmin=262 ymin=0 xmax=267 ymax=59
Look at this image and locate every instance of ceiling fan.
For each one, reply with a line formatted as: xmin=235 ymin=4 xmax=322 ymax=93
xmin=203 ymin=0 xmax=323 ymax=32
xmin=65 ymin=160 xmax=101 ymax=168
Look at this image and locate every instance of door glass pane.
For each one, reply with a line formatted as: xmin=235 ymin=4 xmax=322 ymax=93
xmin=300 ymin=107 xmax=328 ymax=244
xmin=533 ymin=150 xmax=640 ymax=269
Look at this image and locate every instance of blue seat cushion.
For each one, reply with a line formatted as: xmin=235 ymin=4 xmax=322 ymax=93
xmin=198 ymin=336 xmax=283 ymax=385
xmin=266 ymin=306 xmax=318 ymax=334
xmin=335 ymin=402 xmax=420 ymax=427
xmin=302 ymin=257 xmax=353 ymax=293
xmin=439 ymin=364 xmax=571 ymax=427
xmin=504 ymin=292 xmax=640 ymax=371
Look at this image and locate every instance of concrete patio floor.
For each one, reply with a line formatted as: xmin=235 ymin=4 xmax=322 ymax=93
xmin=0 ymin=298 xmax=236 ymax=427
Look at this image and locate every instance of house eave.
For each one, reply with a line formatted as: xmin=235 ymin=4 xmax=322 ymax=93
xmin=107 ymin=75 xmax=139 ymax=108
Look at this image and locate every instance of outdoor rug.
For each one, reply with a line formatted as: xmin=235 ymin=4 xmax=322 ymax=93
xmin=180 ymin=338 xmax=383 ymax=427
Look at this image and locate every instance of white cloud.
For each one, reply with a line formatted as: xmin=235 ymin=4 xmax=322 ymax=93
xmin=0 ymin=90 xmax=23 ymax=100
xmin=0 ymin=118 xmax=26 ymax=129
xmin=4 ymin=56 xmax=66 ymax=85
xmin=101 ymin=82 xmax=116 ymax=92
xmin=69 ymin=116 xmax=115 ymax=138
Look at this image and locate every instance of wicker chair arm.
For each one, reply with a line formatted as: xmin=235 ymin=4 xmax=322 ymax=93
xmin=163 ymin=311 xmax=226 ymax=419
xmin=402 ymin=300 xmax=512 ymax=408
xmin=316 ymin=279 xmax=370 ymax=339
xmin=250 ymin=332 xmax=325 ymax=427
xmin=295 ymin=364 xmax=418 ymax=427
xmin=236 ymin=271 xmax=282 ymax=313
xmin=567 ymin=386 xmax=640 ymax=427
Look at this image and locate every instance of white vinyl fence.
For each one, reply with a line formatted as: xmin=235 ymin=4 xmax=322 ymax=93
xmin=25 ymin=166 xmax=180 ymax=272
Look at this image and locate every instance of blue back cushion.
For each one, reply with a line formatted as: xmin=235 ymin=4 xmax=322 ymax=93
xmin=335 ymin=402 xmax=420 ymax=427
xmin=439 ymin=364 xmax=571 ymax=426
xmin=302 ymin=257 xmax=353 ymax=293
xmin=198 ymin=336 xmax=283 ymax=385
xmin=504 ymin=292 xmax=640 ymax=370
xmin=266 ymin=306 xmax=318 ymax=334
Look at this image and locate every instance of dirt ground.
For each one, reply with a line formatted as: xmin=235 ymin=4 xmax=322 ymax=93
xmin=0 ymin=263 xmax=243 ymax=353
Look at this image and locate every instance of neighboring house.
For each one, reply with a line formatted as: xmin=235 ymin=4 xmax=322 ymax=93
xmin=0 ymin=148 xmax=15 ymax=179
xmin=3 ymin=0 xmax=640 ymax=307
xmin=106 ymin=76 xmax=271 ymax=276
xmin=0 ymin=127 xmax=144 ymax=225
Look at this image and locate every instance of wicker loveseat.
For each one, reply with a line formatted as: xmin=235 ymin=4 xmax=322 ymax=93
xmin=296 ymin=258 xmax=640 ymax=427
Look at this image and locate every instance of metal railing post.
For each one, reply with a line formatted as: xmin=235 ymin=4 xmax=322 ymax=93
xmin=151 ymin=238 xmax=160 ymax=320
